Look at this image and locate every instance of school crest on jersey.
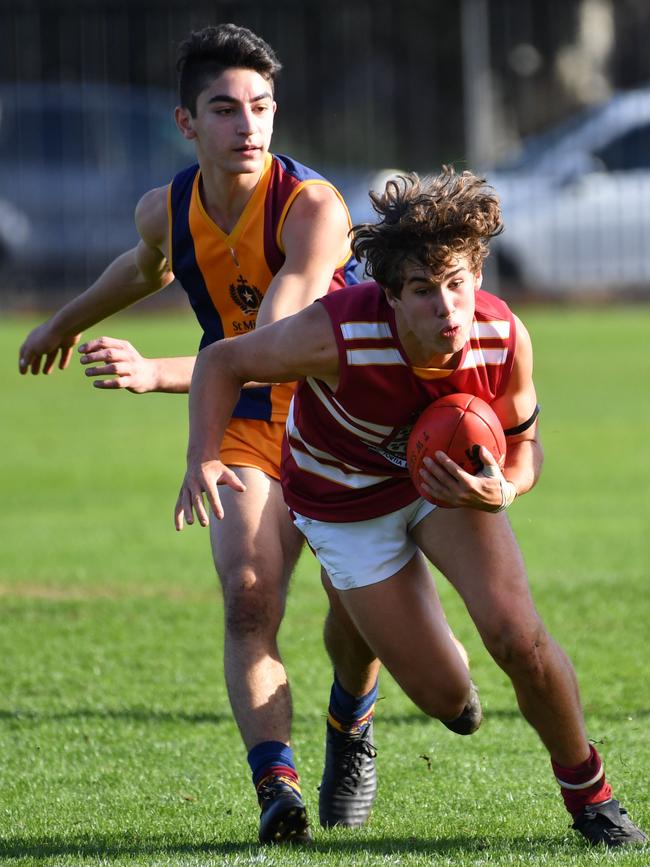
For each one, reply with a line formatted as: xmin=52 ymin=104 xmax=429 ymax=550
xmin=367 ymin=423 xmax=412 ymax=469
xmin=230 ymin=275 xmax=263 ymax=316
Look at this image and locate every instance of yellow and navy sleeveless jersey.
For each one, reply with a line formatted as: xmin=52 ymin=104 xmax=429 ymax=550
xmin=167 ymin=152 xmax=359 ymax=422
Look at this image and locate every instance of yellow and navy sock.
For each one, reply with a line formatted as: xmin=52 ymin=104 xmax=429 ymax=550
xmin=552 ymin=745 xmax=612 ymax=818
xmin=247 ymin=740 xmax=301 ymax=800
xmin=328 ymin=673 xmax=378 ymax=735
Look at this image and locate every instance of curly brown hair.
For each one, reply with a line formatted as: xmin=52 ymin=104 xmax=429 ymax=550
xmin=352 ymin=167 xmax=503 ymax=297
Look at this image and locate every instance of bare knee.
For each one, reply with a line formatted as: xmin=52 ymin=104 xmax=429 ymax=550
xmin=427 ymin=682 xmax=470 ymax=722
xmin=482 ymin=618 xmax=553 ymax=686
xmin=409 ymin=670 xmax=470 ymax=722
xmin=222 ymin=568 xmax=286 ymax=638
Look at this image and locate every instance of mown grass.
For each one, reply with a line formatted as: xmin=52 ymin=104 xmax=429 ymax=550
xmin=1 ymin=306 xmax=649 ymax=865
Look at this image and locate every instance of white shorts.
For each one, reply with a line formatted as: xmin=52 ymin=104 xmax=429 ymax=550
xmin=292 ymin=498 xmax=437 ymax=591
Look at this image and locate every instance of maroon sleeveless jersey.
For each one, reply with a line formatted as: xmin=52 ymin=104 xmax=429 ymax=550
xmin=281 ymin=281 xmax=517 ymax=522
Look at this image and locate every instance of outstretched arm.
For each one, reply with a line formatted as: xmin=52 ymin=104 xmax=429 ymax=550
xmin=78 ymin=336 xmax=278 ymax=395
xmin=174 ymin=301 xmax=339 ymax=529
xmin=18 ymin=187 xmax=172 ymax=376
xmin=78 ymin=337 xmax=196 ymax=394
xmin=78 ymin=183 xmax=352 ymax=394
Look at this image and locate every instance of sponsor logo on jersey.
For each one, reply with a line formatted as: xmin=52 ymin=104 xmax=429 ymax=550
xmin=367 ymin=423 xmax=412 ymax=469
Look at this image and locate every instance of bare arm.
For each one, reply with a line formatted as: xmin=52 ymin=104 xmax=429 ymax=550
xmin=489 ymin=314 xmax=543 ymax=497
xmin=174 ymin=301 xmax=339 ymax=529
xmin=79 ymin=183 xmax=352 ymax=394
xmin=18 ymin=186 xmax=173 ymax=376
xmin=420 ymin=314 xmax=543 ymax=510
xmin=255 ymin=182 xmax=352 ymax=326
xmin=78 ymin=336 xmax=196 ymax=394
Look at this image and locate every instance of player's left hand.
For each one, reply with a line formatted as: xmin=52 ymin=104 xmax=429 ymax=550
xmin=419 ymin=446 xmax=514 ymax=512
xmin=19 ymin=322 xmax=81 ymax=375
xmin=79 ymin=336 xmax=158 ymax=393
xmin=174 ymin=459 xmax=247 ymax=530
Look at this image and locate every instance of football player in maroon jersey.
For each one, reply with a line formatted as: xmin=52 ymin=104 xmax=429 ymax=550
xmin=176 ymin=166 xmax=646 ymax=849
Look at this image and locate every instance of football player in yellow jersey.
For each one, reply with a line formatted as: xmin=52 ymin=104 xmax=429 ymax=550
xmin=18 ymin=24 xmax=479 ymax=843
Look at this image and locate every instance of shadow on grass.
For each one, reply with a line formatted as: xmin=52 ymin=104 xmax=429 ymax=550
xmin=0 ymin=707 xmax=233 ymax=725
xmin=3 ymin=706 xmax=650 ymax=727
xmin=0 ymin=832 xmax=577 ymax=862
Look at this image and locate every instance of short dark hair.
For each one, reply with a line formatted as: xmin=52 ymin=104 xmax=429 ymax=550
xmin=176 ymin=24 xmax=282 ymax=115
xmin=352 ymin=167 xmax=503 ymax=297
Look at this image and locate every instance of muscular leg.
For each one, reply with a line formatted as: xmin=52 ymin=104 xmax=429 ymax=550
xmin=315 ymin=523 xmax=483 ymax=828
xmin=321 ymin=566 xmax=467 ymax=694
xmin=213 ymin=467 xmax=382 ymax=746
xmin=412 ymin=508 xmax=589 ymax=766
xmin=320 ymin=568 xmax=380 ymax=696
xmin=333 ymin=550 xmax=470 ymax=722
xmin=210 ymin=467 xmax=303 ymax=750
xmin=317 ymin=550 xmax=469 ymax=829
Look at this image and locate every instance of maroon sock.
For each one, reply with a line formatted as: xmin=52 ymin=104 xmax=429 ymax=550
xmin=551 ymin=745 xmax=612 ymax=819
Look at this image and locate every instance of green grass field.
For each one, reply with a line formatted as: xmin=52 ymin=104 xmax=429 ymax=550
xmin=1 ymin=306 xmax=650 ymax=865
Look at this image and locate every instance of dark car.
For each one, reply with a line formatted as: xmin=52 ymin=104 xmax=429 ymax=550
xmin=0 ymin=81 xmax=194 ymax=292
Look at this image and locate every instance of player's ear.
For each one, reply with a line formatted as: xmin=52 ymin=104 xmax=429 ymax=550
xmin=175 ymin=106 xmax=197 ymax=140
xmin=474 ymin=271 xmax=483 ymax=291
xmin=383 ymin=287 xmax=398 ymax=309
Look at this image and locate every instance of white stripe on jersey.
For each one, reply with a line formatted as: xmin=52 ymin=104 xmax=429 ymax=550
xmin=460 ymin=347 xmax=509 ymax=370
xmin=346 ymin=347 xmax=405 ymax=366
xmin=286 ymin=401 xmax=366 ymax=471
xmin=289 ymin=444 xmax=391 ymax=489
xmin=306 ymin=378 xmax=393 ymax=441
xmin=471 ymin=320 xmax=511 ymax=340
xmin=340 ymin=321 xmax=392 ymax=340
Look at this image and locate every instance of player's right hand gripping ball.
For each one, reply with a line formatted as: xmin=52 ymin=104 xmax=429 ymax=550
xmin=406 ymin=393 xmax=506 ymax=507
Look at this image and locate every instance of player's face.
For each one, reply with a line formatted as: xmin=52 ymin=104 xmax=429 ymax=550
xmin=389 ymin=257 xmax=481 ymax=366
xmin=176 ymin=68 xmax=276 ymax=175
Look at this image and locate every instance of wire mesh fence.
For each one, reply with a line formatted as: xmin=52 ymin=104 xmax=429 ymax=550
xmin=1 ymin=0 xmax=650 ymax=300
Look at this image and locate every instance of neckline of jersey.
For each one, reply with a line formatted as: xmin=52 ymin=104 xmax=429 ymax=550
xmin=192 ymin=152 xmax=273 ymax=245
